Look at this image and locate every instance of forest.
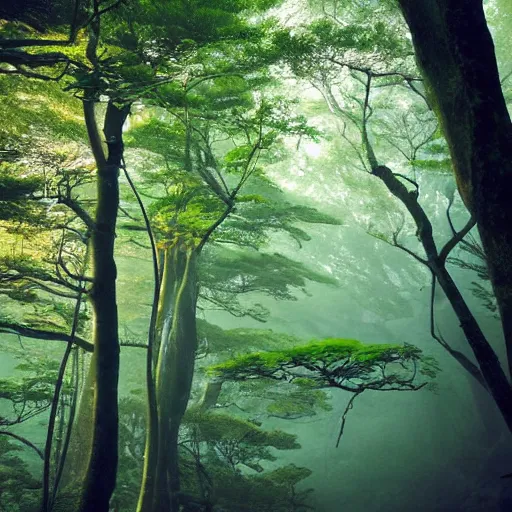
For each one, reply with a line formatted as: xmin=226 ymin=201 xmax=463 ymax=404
xmin=0 ymin=0 xmax=511 ymax=511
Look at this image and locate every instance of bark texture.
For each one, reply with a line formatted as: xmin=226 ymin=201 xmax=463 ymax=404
xmin=138 ymin=245 xmax=198 ymax=512
xmin=78 ymin=101 xmax=129 ymax=512
xmin=398 ymin=0 xmax=512 ymax=378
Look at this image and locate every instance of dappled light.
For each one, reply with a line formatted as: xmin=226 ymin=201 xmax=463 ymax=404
xmin=1 ymin=1 xmax=512 ymax=511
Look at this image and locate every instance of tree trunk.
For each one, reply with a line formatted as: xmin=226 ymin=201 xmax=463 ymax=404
xmin=433 ymin=263 xmax=512 ymax=433
xmin=373 ymin=165 xmax=512 ymax=433
xmin=199 ymin=380 xmax=224 ymax=411
xmin=398 ymin=0 xmax=512 ymax=379
xmin=78 ymin=101 xmax=129 ymax=512
xmin=139 ymin=244 xmax=198 ymax=512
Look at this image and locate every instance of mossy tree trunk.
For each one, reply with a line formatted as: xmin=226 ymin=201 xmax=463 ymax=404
xmin=398 ymin=0 xmax=512 ymax=379
xmin=77 ymin=100 xmax=129 ymax=512
xmin=138 ymin=243 xmax=198 ymax=512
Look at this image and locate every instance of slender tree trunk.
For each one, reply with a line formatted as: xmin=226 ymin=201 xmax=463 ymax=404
xmin=131 ymin=171 xmax=161 ymax=512
xmin=199 ymin=380 xmax=224 ymax=411
xmin=373 ymin=164 xmax=512 ymax=433
xmin=52 ymin=347 xmax=80 ymax=505
xmin=78 ymin=101 xmax=129 ymax=512
xmin=398 ymin=0 xmax=512 ymax=378
xmin=433 ymin=264 xmax=512 ymax=433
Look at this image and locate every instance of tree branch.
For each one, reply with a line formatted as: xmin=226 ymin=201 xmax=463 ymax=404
xmin=439 ymin=215 xmax=476 ymax=264
xmin=335 ymin=391 xmax=363 ymax=447
xmin=0 ymin=430 xmax=43 ymax=459
xmin=0 ymin=322 xmax=93 ymax=352
xmin=57 ymin=196 xmax=96 ymax=231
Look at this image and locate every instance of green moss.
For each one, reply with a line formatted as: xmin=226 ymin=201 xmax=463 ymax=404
xmin=208 ymin=338 xmax=389 ymax=377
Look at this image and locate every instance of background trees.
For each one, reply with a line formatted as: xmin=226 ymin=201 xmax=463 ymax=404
xmin=1 ymin=1 xmax=512 ymax=511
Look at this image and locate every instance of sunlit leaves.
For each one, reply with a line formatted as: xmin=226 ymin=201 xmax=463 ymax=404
xmin=272 ymin=13 xmax=413 ymax=79
xmin=214 ymin=199 xmax=341 ymax=249
xmin=125 ymin=117 xmax=186 ymax=162
xmin=0 ymin=76 xmax=86 ymax=143
xmin=201 ymin=248 xmax=336 ymax=299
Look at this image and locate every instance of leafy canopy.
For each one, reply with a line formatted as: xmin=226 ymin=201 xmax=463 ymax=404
xmin=209 ymin=337 xmax=439 ymax=391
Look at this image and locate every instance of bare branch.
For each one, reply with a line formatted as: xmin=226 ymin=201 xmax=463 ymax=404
xmin=0 ymin=321 xmax=93 ymax=352
xmin=56 ymin=196 xmax=96 ymax=231
xmin=439 ymin=215 xmax=476 ymax=264
xmin=335 ymin=391 xmax=363 ymax=447
xmin=0 ymin=430 xmax=43 ymax=459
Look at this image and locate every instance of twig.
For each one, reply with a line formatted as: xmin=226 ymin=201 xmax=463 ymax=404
xmin=0 ymin=430 xmax=43 ymax=459
xmin=336 ymin=391 xmax=363 ymax=447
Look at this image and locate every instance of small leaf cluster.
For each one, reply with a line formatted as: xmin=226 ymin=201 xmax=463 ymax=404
xmin=0 ymin=357 xmax=68 ymax=426
xmin=0 ymin=437 xmax=40 ymax=512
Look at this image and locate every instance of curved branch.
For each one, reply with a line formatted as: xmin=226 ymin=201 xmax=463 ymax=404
xmin=335 ymin=391 xmax=363 ymax=447
xmin=439 ymin=216 xmax=476 ymax=264
xmin=429 ymin=273 xmax=487 ymax=390
xmin=57 ymin=196 xmax=96 ymax=231
xmin=42 ymin=277 xmax=85 ymax=512
xmin=328 ymin=58 xmax=421 ymax=82
xmin=0 ymin=430 xmax=43 ymax=459
xmin=0 ymin=322 xmax=93 ymax=352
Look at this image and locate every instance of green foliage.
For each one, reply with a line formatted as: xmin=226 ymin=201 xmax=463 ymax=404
xmin=180 ymin=409 xmax=313 ymax=510
xmin=109 ymin=0 xmax=279 ymax=50
xmin=209 ymin=337 xmax=438 ymax=391
xmin=448 ymin=233 xmax=498 ymax=317
xmin=0 ymin=163 xmax=49 ymax=229
xmin=96 ymin=0 xmax=281 ymax=102
xmin=271 ymin=11 xmax=412 ymax=79
xmin=111 ymin=393 xmax=313 ymax=511
xmin=0 ymin=165 xmax=42 ymax=200
xmin=184 ymin=410 xmax=300 ymax=469
xmin=198 ymin=463 xmax=313 ymax=512
xmin=196 ymin=323 xmax=329 ymax=420
xmin=125 ymin=117 xmax=186 ymax=163
xmin=149 ymin=183 xmax=225 ymax=245
xmin=200 ymin=249 xmax=337 ymax=320
xmin=215 ymin=199 xmax=342 ymax=249
xmin=265 ymin=388 xmax=332 ymax=419
xmin=410 ymin=158 xmax=452 ymax=173
xmin=0 ymin=0 xmax=81 ymax=32
xmin=0 ymin=253 xmax=88 ymax=333
xmin=0 ymin=437 xmax=40 ymax=512
xmin=0 ymin=76 xmax=86 ymax=143
xmin=197 ymin=319 xmax=302 ymax=352
xmin=0 ymin=357 xmax=65 ymax=426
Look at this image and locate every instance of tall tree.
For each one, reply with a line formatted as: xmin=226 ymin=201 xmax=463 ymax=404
xmin=1 ymin=2 xmax=137 ymax=509
xmin=270 ymin=0 xmax=512 ymax=434
xmin=130 ymin=86 xmax=328 ymax=510
xmin=396 ymin=0 xmax=512 ymax=380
